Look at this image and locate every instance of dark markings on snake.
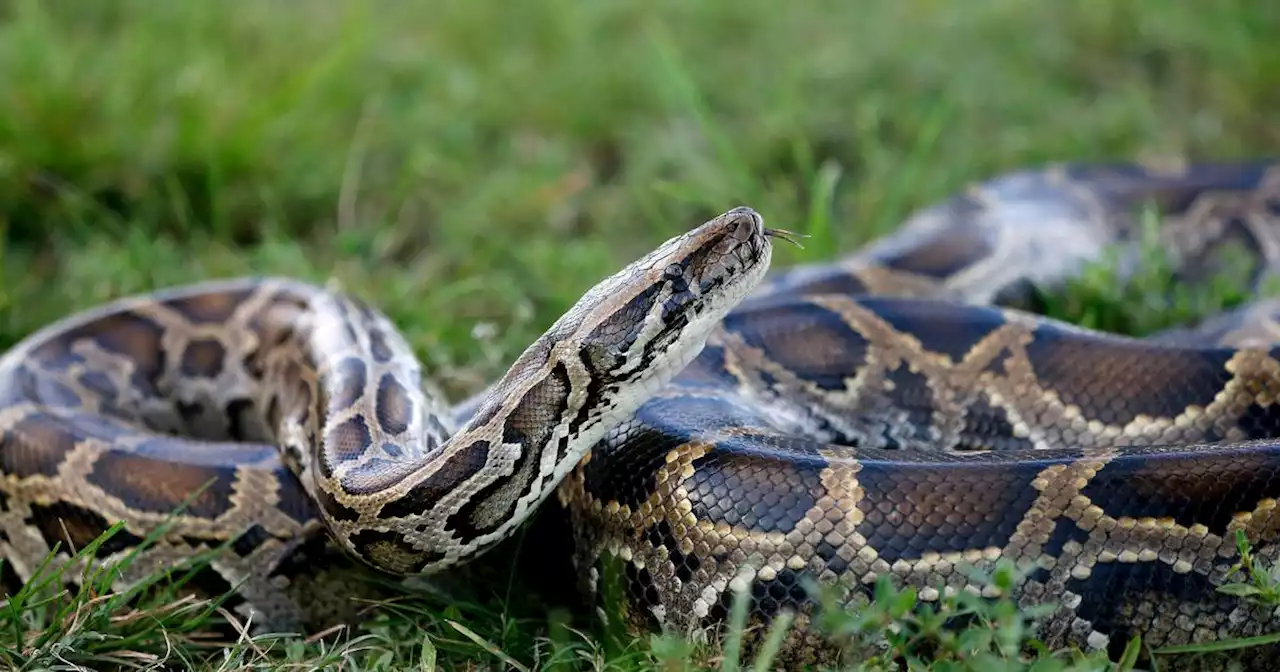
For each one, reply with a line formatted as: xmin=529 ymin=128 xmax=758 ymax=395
xmin=684 ymin=445 xmax=823 ymax=535
xmin=186 ymin=567 xmax=242 ymax=613
xmin=1068 ymin=560 xmax=1220 ymax=663
xmin=242 ymin=347 xmax=266 ymax=380
xmin=180 ymin=338 xmax=227 ymax=378
xmin=329 ymin=296 xmax=352 ymax=319
xmin=579 ymin=425 xmax=683 ymax=510
xmin=322 ymin=415 xmax=373 ymax=479
xmin=959 ymin=395 xmax=1036 ymax=451
xmin=1039 ymin=513 xmax=1092 ymax=560
xmin=589 ymin=283 xmax=662 ymax=361
xmin=980 ymin=345 xmax=1014 ymax=378
xmin=76 ymin=313 xmax=169 ymax=395
xmin=375 ymin=373 xmax=412 ymax=435
xmin=341 ymin=323 xmax=361 ymax=349
xmin=26 ymin=501 xmax=147 ymax=555
xmin=881 ymin=365 xmax=938 ymax=443
xmin=77 ymin=370 xmax=120 ymax=407
xmin=870 ymin=298 xmax=1007 ymax=363
xmin=583 ymin=394 xmax=797 ymax=510
xmin=443 ymin=384 xmax=557 ymax=540
xmin=505 ymin=362 xmax=571 ymax=449
xmin=853 ymin=457 xmax=1044 ymax=562
xmin=264 ymin=531 xmax=347 ymax=580
xmin=623 ymin=563 xmax=663 ymax=626
xmin=1236 ymin=402 xmax=1280 ymax=440
xmin=175 ymin=399 xmax=210 ymax=435
xmin=813 ymin=539 xmax=846 ymax=575
xmin=663 ymin=260 xmax=690 ymax=293
xmin=1023 ymin=328 xmax=1234 ymax=426
xmin=1077 ymin=447 xmax=1280 ymax=532
xmin=647 ymin=291 xmax=699 ymax=365
xmin=330 ymin=357 xmax=367 ymax=414
xmin=368 ymin=329 xmax=394 ymax=363
xmin=232 ymin=523 xmax=277 ymax=558
xmin=645 ymin=520 xmax=698 ymax=583
xmin=0 ymin=412 xmax=81 ymax=478
xmin=376 ymin=440 xmax=491 ymax=520
xmin=748 ymin=568 xmax=815 ymax=620
xmin=724 ymin=300 xmax=868 ymax=391
xmin=314 ymin=484 xmax=361 ymax=523
xmin=661 ymin=291 xmax=696 ymax=327
xmin=87 ymin=450 xmax=239 ymax=519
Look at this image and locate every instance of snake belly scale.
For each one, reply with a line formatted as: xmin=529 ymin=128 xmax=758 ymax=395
xmin=4 ymin=162 xmax=1280 ymax=669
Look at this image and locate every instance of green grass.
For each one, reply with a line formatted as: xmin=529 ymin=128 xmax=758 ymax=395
xmin=2 ymin=0 xmax=1280 ymax=669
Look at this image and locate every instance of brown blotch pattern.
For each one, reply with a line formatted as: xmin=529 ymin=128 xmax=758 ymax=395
xmin=1 ymin=412 xmax=82 ymax=479
xmin=375 ymin=373 xmax=412 ymax=435
xmin=328 ymin=357 xmax=367 ymax=413
xmin=322 ymin=416 xmax=373 ymax=476
xmin=180 ymin=338 xmax=228 ymax=378
xmin=86 ymin=449 xmax=239 ymax=519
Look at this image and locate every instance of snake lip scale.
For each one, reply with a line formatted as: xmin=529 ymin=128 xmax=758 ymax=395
xmin=5 ymin=162 xmax=1280 ymax=670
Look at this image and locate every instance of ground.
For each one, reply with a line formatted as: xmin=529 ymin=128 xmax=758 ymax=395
xmin=2 ymin=1 xmax=1279 ymax=670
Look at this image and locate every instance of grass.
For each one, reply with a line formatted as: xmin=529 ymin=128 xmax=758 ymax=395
xmin=1 ymin=0 xmax=1280 ymax=669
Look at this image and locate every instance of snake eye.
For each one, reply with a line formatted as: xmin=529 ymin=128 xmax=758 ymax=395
xmin=664 ymin=263 xmax=684 ymax=279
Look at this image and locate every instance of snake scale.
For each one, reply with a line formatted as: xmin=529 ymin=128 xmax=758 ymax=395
xmin=4 ymin=161 xmax=1280 ymax=670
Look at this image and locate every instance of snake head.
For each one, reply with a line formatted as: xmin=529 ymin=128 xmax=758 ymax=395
xmin=471 ymin=206 xmax=779 ymax=427
xmin=569 ymin=206 xmax=778 ymax=387
xmin=451 ymin=205 xmax=781 ymax=448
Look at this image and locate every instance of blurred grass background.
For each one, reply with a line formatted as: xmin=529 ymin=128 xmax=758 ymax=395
xmin=2 ymin=0 xmax=1280 ymax=669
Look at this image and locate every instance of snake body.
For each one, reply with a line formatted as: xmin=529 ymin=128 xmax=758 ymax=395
xmin=4 ymin=162 xmax=1280 ymax=669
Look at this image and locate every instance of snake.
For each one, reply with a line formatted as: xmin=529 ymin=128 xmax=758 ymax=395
xmin=3 ymin=160 xmax=1280 ymax=670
